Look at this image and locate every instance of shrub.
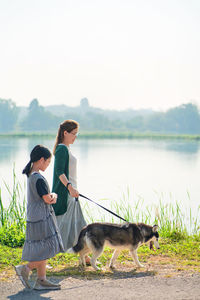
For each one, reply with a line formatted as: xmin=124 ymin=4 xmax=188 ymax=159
xmin=0 ymin=222 xmax=25 ymax=247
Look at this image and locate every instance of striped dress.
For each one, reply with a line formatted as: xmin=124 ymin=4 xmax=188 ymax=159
xmin=22 ymin=172 xmax=64 ymax=262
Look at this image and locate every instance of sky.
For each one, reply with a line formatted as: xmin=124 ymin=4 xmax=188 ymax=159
xmin=0 ymin=0 xmax=200 ymax=111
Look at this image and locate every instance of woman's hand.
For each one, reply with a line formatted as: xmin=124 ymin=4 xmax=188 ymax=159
xmin=58 ymin=174 xmax=79 ymax=198
xmin=68 ymin=184 xmax=79 ymax=198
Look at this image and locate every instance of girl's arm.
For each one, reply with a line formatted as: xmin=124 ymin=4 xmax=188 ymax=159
xmin=36 ymin=178 xmax=57 ymax=204
xmin=59 ymin=173 xmax=79 ymax=198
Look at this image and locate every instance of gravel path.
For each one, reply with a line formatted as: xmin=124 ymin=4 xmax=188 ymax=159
xmin=1 ymin=269 xmax=200 ymax=300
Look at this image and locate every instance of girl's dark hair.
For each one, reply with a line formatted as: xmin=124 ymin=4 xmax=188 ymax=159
xmin=53 ymin=119 xmax=79 ymax=155
xmin=22 ymin=145 xmax=51 ymax=177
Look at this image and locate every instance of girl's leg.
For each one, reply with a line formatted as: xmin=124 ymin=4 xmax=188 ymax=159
xmin=27 ymin=260 xmax=46 ymax=279
xmin=30 ymin=260 xmax=61 ymax=290
xmin=15 ymin=260 xmax=60 ymax=290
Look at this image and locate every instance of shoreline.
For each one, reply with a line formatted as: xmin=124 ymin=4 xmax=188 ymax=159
xmin=1 ymin=131 xmax=200 ymax=140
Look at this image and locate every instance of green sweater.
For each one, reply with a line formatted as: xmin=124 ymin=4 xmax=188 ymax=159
xmin=52 ymin=144 xmax=69 ymax=216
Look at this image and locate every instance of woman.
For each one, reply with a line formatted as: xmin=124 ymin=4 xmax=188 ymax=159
xmin=52 ymin=120 xmax=88 ymax=258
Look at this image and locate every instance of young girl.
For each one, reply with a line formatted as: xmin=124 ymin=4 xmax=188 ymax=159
xmin=15 ymin=145 xmax=64 ymax=290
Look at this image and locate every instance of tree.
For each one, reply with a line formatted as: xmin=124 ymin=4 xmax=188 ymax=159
xmin=126 ymin=116 xmax=144 ymax=131
xmin=20 ymin=99 xmax=60 ymax=131
xmin=165 ymin=103 xmax=200 ymax=134
xmin=0 ymin=99 xmax=18 ymax=132
xmin=80 ymin=98 xmax=89 ymax=110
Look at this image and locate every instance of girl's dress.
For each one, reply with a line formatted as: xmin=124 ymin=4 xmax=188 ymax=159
xmin=55 ymin=145 xmax=87 ymax=251
xmin=22 ymin=172 xmax=64 ymax=262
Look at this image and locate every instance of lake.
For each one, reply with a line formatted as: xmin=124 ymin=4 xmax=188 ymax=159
xmin=0 ymin=136 xmax=200 ymax=222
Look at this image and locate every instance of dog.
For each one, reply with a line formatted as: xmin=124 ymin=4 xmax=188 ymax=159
xmin=68 ymin=222 xmax=160 ymax=270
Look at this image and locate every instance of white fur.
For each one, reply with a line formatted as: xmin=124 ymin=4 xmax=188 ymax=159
xmin=67 ymin=247 xmax=75 ymax=254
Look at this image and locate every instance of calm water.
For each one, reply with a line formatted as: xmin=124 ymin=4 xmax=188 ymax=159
xmin=0 ymin=136 xmax=200 ymax=220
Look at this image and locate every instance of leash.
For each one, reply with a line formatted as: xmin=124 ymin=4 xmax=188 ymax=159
xmin=78 ymin=193 xmax=128 ymax=223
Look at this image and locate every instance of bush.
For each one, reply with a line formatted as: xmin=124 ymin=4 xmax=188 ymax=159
xmin=0 ymin=222 xmax=25 ymax=247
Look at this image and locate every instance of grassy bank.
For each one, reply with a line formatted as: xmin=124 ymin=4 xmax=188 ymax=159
xmin=0 ymin=236 xmax=199 ymax=279
xmin=1 ymin=131 xmax=200 ymax=140
xmin=1 ymin=178 xmax=200 ymax=247
xmin=0 ymin=173 xmax=199 ymax=278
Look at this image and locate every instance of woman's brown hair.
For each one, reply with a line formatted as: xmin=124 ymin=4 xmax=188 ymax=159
xmin=53 ymin=120 xmax=79 ymax=155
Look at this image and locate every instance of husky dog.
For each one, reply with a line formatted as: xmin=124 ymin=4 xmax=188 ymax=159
xmin=68 ymin=222 xmax=160 ymax=270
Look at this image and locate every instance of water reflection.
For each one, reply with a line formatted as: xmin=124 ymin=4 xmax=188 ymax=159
xmin=1 ymin=137 xmax=200 ymax=164
xmin=134 ymin=139 xmax=200 ymax=154
xmin=164 ymin=140 xmax=200 ymax=153
xmin=0 ymin=137 xmax=22 ymax=162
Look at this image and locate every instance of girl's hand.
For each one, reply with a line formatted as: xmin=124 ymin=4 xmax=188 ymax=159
xmin=43 ymin=193 xmax=57 ymax=204
xmin=50 ymin=193 xmax=57 ymax=203
xmin=68 ymin=185 xmax=79 ymax=198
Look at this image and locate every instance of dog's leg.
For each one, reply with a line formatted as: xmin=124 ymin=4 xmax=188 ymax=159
xmin=109 ymin=249 xmax=120 ymax=268
xmin=130 ymin=249 xmax=144 ymax=268
xmin=90 ymin=248 xmax=103 ymax=271
xmin=79 ymin=251 xmax=85 ymax=267
xmin=79 ymin=248 xmax=90 ymax=267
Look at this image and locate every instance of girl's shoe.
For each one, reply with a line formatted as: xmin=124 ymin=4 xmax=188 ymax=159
xmin=14 ymin=265 xmax=31 ymax=289
xmin=34 ymin=278 xmax=61 ymax=290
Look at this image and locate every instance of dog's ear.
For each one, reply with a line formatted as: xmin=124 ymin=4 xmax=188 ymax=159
xmin=152 ymin=225 xmax=158 ymax=232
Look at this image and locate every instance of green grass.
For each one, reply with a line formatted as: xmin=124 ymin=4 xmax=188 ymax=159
xmin=0 ymin=170 xmax=199 ymax=278
xmin=1 ymin=131 xmax=200 ymax=140
xmin=0 ymin=236 xmax=199 ymax=277
xmin=0 ymin=168 xmax=26 ymax=247
xmin=81 ymin=189 xmax=200 ymax=238
xmin=0 ymin=172 xmax=199 ymax=247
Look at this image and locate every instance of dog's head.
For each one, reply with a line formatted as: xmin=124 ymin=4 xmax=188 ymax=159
xmin=139 ymin=223 xmax=160 ymax=249
xmin=150 ymin=225 xmax=160 ymax=249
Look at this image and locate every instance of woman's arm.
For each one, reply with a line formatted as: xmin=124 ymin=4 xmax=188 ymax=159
xmin=59 ymin=173 xmax=79 ymax=198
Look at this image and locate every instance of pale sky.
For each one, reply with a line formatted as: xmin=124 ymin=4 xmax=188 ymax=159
xmin=0 ymin=0 xmax=200 ymax=111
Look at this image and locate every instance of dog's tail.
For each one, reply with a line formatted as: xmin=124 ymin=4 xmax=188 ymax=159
xmin=67 ymin=226 xmax=88 ymax=253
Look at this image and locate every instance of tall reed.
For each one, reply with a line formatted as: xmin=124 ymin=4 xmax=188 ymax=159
xmin=0 ymin=168 xmax=26 ymax=228
xmin=0 ymin=171 xmax=199 ymax=247
xmin=83 ymin=189 xmax=200 ymax=239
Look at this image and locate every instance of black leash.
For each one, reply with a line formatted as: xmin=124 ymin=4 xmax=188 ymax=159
xmin=78 ymin=193 xmax=128 ymax=223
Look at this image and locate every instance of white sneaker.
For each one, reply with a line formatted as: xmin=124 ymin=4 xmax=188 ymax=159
xmin=34 ymin=278 xmax=61 ymax=290
xmin=14 ymin=265 xmax=31 ymax=289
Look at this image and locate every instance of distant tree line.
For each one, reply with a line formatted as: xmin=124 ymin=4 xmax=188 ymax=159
xmin=0 ymin=97 xmax=200 ymax=134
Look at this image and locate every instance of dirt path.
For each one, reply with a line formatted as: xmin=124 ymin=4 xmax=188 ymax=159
xmin=1 ymin=272 xmax=200 ymax=300
xmin=1 ymin=261 xmax=200 ymax=300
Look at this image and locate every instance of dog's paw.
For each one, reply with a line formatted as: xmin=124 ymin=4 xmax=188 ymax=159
xmin=79 ymin=263 xmax=86 ymax=269
xmin=109 ymin=264 xmax=115 ymax=269
xmin=91 ymin=262 xmax=101 ymax=271
xmin=137 ymin=264 xmax=144 ymax=268
xmin=93 ymin=266 xmax=101 ymax=271
xmin=79 ymin=260 xmax=86 ymax=268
